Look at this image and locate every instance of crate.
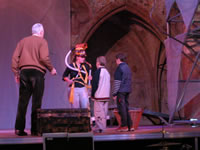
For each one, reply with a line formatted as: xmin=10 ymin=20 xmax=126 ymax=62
xmin=113 ymin=108 xmax=143 ymax=129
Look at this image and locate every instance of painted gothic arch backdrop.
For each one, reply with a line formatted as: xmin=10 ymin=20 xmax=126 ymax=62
xmin=70 ymin=0 xmax=167 ymax=125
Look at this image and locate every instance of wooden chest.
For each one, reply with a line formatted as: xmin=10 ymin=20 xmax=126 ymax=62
xmin=37 ymin=108 xmax=91 ymax=135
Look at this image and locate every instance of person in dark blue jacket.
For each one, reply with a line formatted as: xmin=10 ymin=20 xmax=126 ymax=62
xmin=112 ymin=53 xmax=134 ymax=132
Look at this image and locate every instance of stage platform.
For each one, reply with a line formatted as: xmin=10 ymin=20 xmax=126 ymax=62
xmin=0 ymin=125 xmax=200 ymax=150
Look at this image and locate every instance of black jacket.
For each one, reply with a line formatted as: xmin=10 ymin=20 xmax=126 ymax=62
xmin=113 ymin=62 xmax=132 ymax=96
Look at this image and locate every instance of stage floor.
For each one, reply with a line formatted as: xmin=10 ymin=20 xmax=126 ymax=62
xmin=0 ymin=125 xmax=200 ymax=143
xmin=0 ymin=125 xmax=200 ymax=149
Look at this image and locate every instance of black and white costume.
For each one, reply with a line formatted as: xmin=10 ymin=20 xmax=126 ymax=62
xmin=92 ymin=67 xmax=110 ymax=132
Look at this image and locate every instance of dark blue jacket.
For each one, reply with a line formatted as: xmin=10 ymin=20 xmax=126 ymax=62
xmin=113 ymin=62 xmax=132 ymax=96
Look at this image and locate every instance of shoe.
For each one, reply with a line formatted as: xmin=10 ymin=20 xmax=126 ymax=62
xmin=93 ymin=128 xmax=103 ymax=133
xmin=15 ymin=130 xmax=28 ymax=136
xmin=129 ymin=127 xmax=135 ymax=131
xmin=116 ymin=126 xmax=129 ymax=132
xmin=99 ymin=129 xmax=103 ymax=133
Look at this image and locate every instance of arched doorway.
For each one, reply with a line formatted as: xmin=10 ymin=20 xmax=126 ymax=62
xmin=83 ymin=10 xmax=167 ymax=125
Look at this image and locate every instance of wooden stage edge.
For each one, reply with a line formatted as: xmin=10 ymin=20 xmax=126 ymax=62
xmin=0 ymin=125 xmax=200 ymax=145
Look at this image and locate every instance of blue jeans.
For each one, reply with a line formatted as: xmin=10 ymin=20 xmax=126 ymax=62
xmin=117 ymin=92 xmax=132 ymax=128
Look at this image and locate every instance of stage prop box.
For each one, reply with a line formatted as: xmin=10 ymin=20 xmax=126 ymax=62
xmin=37 ymin=108 xmax=91 ymax=135
xmin=113 ymin=107 xmax=143 ymax=129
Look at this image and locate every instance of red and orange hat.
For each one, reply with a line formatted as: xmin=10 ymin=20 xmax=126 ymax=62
xmin=74 ymin=43 xmax=87 ymax=56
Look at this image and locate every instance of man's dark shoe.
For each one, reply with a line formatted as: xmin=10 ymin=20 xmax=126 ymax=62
xmin=129 ymin=126 xmax=135 ymax=131
xmin=15 ymin=130 xmax=28 ymax=136
xmin=99 ymin=129 xmax=103 ymax=133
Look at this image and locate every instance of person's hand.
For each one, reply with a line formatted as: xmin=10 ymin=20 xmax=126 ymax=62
xmin=113 ymin=96 xmax=117 ymax=101
xmin=51 ymin=68 xmax=57 ymax=75
xmin=64 ymin=77 xmax=73 ymax=86
xmin=88 ymin=75 xmax=92 ymax=80
xmin=15 ymin=76 xmax=20 ymax=84
xmin=67 ymin=79 xmax=73 ymax=86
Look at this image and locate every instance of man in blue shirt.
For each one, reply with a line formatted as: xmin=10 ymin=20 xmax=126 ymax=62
xmin=112 ymin=53 xmax=134 ymax=132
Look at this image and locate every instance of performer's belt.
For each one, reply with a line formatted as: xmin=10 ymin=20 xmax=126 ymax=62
xmin=20 ymin=65 xmax=46 ymax=74
xmin=92 ymin=97 xmax=110 ymax=102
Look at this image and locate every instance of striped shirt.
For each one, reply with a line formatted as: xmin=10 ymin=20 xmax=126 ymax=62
xmin=112 ymin=62 xmax=132 ymax=96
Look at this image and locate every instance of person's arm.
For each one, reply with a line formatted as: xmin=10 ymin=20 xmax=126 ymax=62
xmin=91 ymin=68 xmax=101 ymax=98
xmin=63 ymin=67 xmax=73 ymax=86
xmin=112 ymin=66 xmax=122 ymax=97
xmin=11 ymin=41 xmax=22 ymax=83
xmin=85 ymin=62 xmax=92 ymax=81
xmin=39 ymin=39 xmax=55 ymax=73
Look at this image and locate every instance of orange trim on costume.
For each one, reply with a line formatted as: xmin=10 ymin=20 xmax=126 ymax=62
xmin=75 ymin=43 xmax=88 ymax=50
